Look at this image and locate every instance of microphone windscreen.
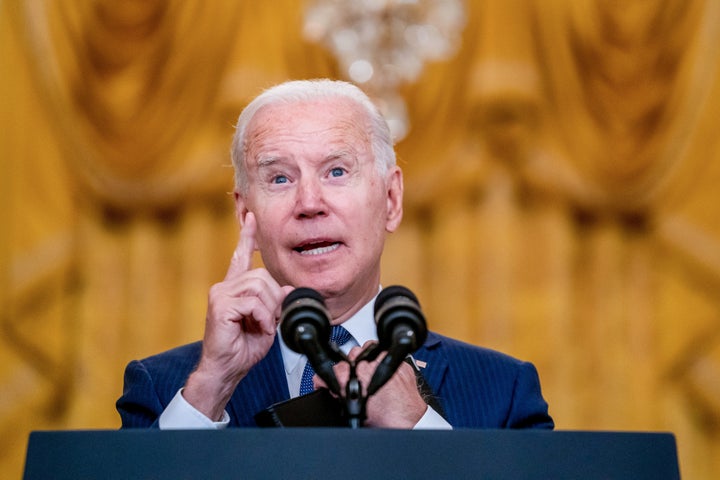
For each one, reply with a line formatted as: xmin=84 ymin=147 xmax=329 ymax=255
xmin=374 ymin=285 xmax=427 ymax=350
xmin=283 ymin=287 xmax=324 ymax=310
xmin=280 ymin=287 xmax=331 ymax=354
xmin=373 ymin=285 xmax=419 ymax=317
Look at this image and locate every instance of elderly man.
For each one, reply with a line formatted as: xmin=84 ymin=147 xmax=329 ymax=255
xmin=117 ymin=79 xmax=553 ymax=430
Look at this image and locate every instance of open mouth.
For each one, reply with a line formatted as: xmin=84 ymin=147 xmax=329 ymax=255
xmin=293 ymin=241 xmax=341 ymax=256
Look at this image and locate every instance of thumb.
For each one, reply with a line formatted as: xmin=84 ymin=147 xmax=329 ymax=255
xmin=274 ymin=285 xmax=298 ymax=319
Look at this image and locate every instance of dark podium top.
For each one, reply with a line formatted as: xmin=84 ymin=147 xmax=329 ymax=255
xmin=24 ymin=428 xmax=680 ymax=480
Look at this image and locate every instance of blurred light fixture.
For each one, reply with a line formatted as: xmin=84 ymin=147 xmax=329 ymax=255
xmin=304 ymin=0 xmax=466 ymax=142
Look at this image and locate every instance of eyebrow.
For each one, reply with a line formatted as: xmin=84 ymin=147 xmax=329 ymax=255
xmin=256 ymin=155 xmax=283 ymax=168
xmin=324 ymin=149 xmax=355 ymax=162
xmin=257 ymin=150 xmax=355 ymax=168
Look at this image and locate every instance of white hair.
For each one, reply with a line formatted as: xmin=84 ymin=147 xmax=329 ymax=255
xmin=231 ymin=79 xmax=396 ymax=194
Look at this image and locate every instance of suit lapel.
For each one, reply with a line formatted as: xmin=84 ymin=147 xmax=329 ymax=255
xmin=412 ymin=332 xmax=449 ymax=398
xmin=226 ymin=337 xmax=290 ymax=426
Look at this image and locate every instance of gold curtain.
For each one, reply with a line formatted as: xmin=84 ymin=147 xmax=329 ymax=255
xmin=2 ymin=0 xmax=720 ymax=478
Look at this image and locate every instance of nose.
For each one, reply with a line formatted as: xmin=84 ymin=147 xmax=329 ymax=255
xmin=294 ymin=177 xmax=327 ymax=218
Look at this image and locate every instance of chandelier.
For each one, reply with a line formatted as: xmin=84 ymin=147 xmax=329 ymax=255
xmin=303 ymin=0 xmax=466 ymax=142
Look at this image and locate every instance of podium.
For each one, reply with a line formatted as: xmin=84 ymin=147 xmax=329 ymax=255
xmin=23 ymin=429 xmax=680 ymax=479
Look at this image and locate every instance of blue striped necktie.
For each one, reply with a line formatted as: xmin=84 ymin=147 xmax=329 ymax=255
xmin=299 ymin=325 xmax=353 ymax=396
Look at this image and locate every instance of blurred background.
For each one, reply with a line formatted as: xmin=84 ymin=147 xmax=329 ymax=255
xmin=2 ymin=0 xmax=720 ymax=477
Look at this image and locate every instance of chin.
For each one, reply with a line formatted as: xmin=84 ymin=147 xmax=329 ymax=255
xmin=290 ymin=275 xmax=350 ymax=297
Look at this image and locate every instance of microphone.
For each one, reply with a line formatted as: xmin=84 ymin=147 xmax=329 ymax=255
xmin=367 ymin=285 xmax=428 ymax=396
xmin=280 ymin=287 xmax=340 ymax=395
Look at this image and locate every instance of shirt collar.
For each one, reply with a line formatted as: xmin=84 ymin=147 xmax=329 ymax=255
xmin=278 ymin=289 xmax=380 ymax=376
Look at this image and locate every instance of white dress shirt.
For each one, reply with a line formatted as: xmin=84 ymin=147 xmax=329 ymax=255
xmin=159 ymin=293 xmax=450 ymax=430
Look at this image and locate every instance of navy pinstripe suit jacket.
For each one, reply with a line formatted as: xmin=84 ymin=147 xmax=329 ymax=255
xmin=117 ymin=331 xmax=553 ymax=429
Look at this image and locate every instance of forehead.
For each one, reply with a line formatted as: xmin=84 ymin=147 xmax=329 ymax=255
xmin=244 ymin=97 xmax=371 ymax=158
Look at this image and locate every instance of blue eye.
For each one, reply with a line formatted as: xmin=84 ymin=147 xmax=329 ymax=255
xmin=330 ymin=167 xmax=345 ymax=177
xmin=273 ymin=175 xmax=288 ymax=184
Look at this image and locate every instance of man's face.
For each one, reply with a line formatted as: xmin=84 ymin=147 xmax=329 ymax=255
xmin=236 ymin=97 xmax=403 ymax=316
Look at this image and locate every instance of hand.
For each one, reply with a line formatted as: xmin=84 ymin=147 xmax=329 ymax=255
xmin=317 ymin=342 xmax=428 ymax=428
xmin=184 ymin=212 xmax=293 ymax=421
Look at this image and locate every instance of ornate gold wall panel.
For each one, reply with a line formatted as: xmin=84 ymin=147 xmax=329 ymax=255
xmin=2 ymin=1 xmax=720 ymax=478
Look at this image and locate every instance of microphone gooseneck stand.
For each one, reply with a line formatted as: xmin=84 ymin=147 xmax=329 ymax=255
xmin=327 ymin=342 xmax=366 ymax=429
xmin=344 ymin=361 xmax=365 ymax=429
xmin=281 ymin=285 xmax=427 ymax=429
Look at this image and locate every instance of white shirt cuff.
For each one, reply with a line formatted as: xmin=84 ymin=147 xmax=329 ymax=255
xmin=413 ymin=405 xmax=452 ymax=430
xmin=158 ymin=388 xmax=230 ymax=430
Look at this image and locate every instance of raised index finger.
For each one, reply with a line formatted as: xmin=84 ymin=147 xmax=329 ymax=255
xmin=225 ymin=211 xmax=257 ymax=280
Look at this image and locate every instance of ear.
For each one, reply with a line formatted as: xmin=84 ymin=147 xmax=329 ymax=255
xmin=234 ymin=191 xmax=249 ymax=226
xmin=385 ymin=166 xmax=404 ymax=233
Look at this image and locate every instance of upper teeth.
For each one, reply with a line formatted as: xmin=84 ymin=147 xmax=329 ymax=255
xmin=301 ymin=243 xmax=340 ymax=255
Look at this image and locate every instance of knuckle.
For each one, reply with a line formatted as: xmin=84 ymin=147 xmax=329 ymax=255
xmin=208 ymin=282 xmax=225 ymax=297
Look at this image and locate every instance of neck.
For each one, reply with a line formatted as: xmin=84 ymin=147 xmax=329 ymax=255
xmin=323 ymin=284 xmax=379 ymax=326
